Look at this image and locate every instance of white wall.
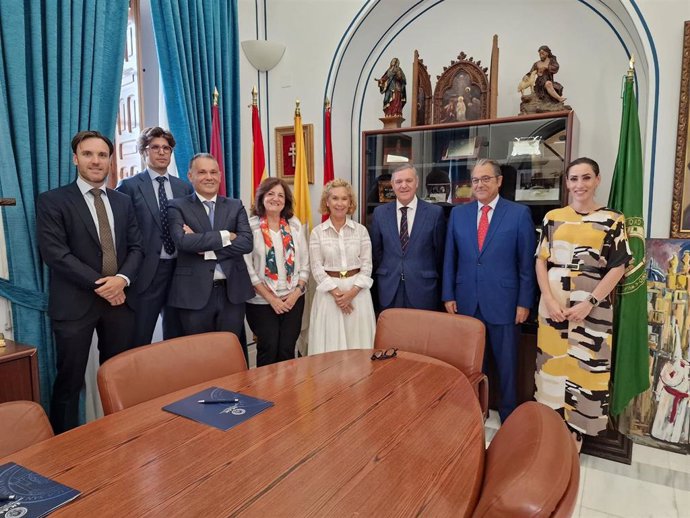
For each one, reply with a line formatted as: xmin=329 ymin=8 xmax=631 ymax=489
xmin=237 ymin=0 xmax=690 ymax=238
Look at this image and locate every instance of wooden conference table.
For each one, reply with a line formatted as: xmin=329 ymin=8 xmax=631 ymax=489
xmin=2 ymin=350 xmax=486 ymax=517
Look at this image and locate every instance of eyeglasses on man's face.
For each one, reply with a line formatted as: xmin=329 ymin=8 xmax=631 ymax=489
xmin=470 ymin=175 xmax=498 ymax=185
xmin=147 ymin=144 xmax=173 ymax=154
xmin=371 ymin=347 xmax=398 ymax=361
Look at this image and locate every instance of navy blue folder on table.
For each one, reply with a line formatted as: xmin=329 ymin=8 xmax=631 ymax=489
xmin=163 ymin=386 xmax=274 ymax=431
xmin=0 ymin=462 xmax=80 ymax=517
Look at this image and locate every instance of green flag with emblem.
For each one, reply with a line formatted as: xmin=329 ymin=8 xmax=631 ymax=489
xmin=607 ymin=64 xmax=650 ymax=416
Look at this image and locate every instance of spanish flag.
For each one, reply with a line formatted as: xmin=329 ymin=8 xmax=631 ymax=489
xmin=293 ymin=100 xmax=312 ymax=230
xmin=251 ymin=88 xmax=267 ymax=201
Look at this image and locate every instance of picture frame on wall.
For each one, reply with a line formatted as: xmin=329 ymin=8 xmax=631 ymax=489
xmin=670 ymin=21 xmax=690 ymax=237
xmin=275 ymin=124 xmax=315 ymax=184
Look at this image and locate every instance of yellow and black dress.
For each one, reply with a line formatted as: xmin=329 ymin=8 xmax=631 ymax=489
xmin=535 ymin=206 xmax=631 ymax=436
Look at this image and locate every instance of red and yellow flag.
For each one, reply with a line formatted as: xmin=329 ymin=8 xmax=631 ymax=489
xmin=322 ymin=98 xmax=334 ymax=222
xmin=210 ymin=87 xmax=227 ymax=196
xmin=251 ymin=88 xmax=267 ymax=201
xmin=293 ymin=100 xmax=312 ymax=229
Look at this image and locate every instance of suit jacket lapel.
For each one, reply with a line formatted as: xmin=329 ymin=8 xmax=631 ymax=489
xmin=107 ymin=189 xmax=125 ymax=254
xmin=385 ymin=202 xmax=401 ymax=252
xmin=407 ymin=200 xmax=429 ymax=250
xmin=465 ymin=202 xmax=480 ymax=257
xmin=479 ymin=197 xmax=507 ymax=256
xmin=190 ymin=195 xmax=213 ymax=231
xmin=138 ymin=172 xmax=162 ymax=230
xmin=213 ymin=197 xmax=226 ymax=231
xmin=67 ymin=183 xmax=100 ymax=247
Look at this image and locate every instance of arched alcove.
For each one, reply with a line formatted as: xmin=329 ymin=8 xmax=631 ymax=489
xmin=324 ymin=0 xmax=657 ymax=223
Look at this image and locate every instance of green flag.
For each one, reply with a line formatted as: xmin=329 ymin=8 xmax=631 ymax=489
xmin=607 ymin=70 xmax=650 ymax=416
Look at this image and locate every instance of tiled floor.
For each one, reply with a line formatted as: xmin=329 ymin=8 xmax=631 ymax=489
xmin=485 ymin=411 xmax=690 ymax=518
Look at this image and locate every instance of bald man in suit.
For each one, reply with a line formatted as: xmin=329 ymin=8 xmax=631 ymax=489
xmin=167 ymin=153 xmax=254 ymax=357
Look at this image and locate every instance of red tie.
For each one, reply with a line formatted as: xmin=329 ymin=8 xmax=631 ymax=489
xmin=478 ymin=205 xmax=491 ymax=250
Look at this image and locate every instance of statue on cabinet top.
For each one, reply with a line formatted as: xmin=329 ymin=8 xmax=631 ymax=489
xmin=519 ymin=45 xmax=571 ymax=115
xmin=376 ymin=58 xmax=407 ymax=117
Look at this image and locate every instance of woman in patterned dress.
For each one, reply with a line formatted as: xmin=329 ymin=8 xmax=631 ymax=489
xmin=534 ymin=157 xmax=632 ymax=448
xmin=308 ymin=179 xmax=376 ymax=354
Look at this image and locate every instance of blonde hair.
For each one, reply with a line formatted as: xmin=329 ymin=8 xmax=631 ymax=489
xmin=319 ymin=178 xmax=357 ymax=216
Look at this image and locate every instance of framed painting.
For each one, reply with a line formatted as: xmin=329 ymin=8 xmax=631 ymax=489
xmin=624 ymin=238 xmax=690 ymax=454
xmin=433 ymin=51 xmax=490 ymax=124
xmin=670 ymin=21 xmax=690 ymax=237
xmin=275 ymin=124 xmax=315 ymax=184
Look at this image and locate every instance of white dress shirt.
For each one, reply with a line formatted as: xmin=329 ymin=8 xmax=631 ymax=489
xmin=396 ymin=195 xmax=418 ymax=235
xmin=195 ymin=192 xmax=232 ymax=280
xmin=76 ymin=176 xmax=129 ymax=285
xmin=476 ymin=195 xmax=500 ymax=228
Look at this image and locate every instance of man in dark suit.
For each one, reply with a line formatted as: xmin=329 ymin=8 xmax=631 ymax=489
xmin=37 ymin=130 xmax=143 ymax=433
xmin=442 ymin=159 xmax=536 ymax=422
xmin=167 ymin=153 xmax=254 ymax=355
xmin=370 ymin=164 xmax=446 ymax=311
xmin=116 ymin=127 xmax=193 ymax=347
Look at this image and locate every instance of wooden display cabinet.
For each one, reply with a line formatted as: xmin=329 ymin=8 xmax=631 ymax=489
xmin=0 ymin=340 xmax=40 ymax=403
xmin=361 ymin=110 xmax=577 ymax=227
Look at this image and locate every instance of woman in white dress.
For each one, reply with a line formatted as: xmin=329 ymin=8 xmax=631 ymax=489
xmin=308 ymin=179 xmax=376 ymax=354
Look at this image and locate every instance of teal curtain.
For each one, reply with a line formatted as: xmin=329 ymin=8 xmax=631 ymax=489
xmin=0 ymin=1 xmax=128 ymax=409
xmin=150 ymin=0 xmax=241 ymax=197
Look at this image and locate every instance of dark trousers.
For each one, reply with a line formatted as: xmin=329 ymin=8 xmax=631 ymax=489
xmin=246 ymin=296 xmax=305 ymax=367
xmin=378 ymin=280 xmax=441 ymax=312
xmin=474 ymin=307 xmax=518 ymax=423
xmin=50 ymin=298 xmax=134 ymax=434
xmin=131 ymin=259 xmax=183 ymax=347
xmin=177 ymin=282 xmax=247 ymax=360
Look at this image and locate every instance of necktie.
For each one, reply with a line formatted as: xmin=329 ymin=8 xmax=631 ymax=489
xmin=90 ymin=189 xmax=118 ymax=276
xmin=478 ymin=205 xmax=491 ymax=250
xmin=399 ymin=206 xmax=409 ymax=254
xmin=156 ymin=177 xmax=175 ymax=255
xmin=203 ymin=200 xmax=215 ymax=227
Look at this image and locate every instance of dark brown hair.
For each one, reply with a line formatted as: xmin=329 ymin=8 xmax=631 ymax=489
xmin=137 ymin=126 xmax=176 ymax=155
xmin=71 ymin=130 xmax=113 ymax=155
xmin=252 ymin=177 xmax=294 ymax=219
xmin=566 ymin=157 xmax=600 ymax=177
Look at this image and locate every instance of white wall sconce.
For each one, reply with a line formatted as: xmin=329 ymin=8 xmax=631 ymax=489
xmin=241 ymin=40 xmax=286 ymax=71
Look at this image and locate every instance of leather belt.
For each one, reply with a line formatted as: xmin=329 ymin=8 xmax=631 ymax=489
xmin=325 ymin=269 xmax=360 ymax=278
xmin=548 ymin=262 xmax=603 ymax=274
xmin=212 ymin=279 xmax=227 ymax=287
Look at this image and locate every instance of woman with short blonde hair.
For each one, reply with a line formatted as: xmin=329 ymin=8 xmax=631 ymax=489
xmin=308 ymin=179 xmax=375 ymax=354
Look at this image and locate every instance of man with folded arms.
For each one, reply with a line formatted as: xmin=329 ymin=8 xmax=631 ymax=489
xmin=167 ymin=153 xmax=253 ymax=357
xmin=37 ymin=130 xmax=143 ymax=433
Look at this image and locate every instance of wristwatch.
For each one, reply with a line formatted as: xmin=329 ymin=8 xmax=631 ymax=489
xmin=298 ymin=284 xmax=307 ymax=294
xmin=587 ymin=294 xmax=600 ymax=306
